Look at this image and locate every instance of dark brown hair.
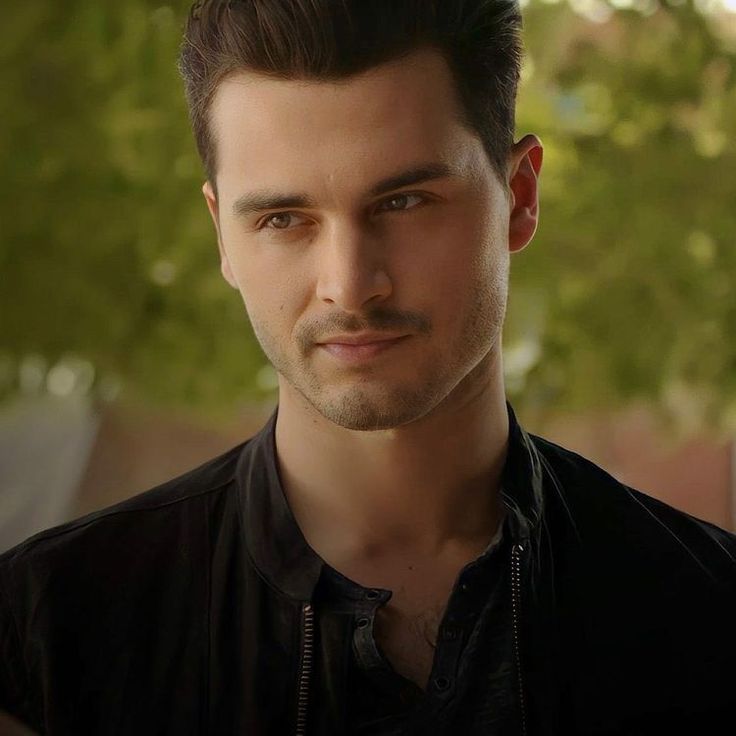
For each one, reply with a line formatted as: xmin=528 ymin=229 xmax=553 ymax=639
xmin=179 ymin=0 xmax=523 ymax=190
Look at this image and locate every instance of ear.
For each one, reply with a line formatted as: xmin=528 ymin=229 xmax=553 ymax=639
xmin=507 ymin=134 xmax=543 ymax=253
xmin=202 ymin=180 xmax=239 ymax=290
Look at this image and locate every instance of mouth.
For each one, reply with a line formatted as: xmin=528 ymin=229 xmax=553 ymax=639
xmin=316 ymin=334 xmax=410 ymax=363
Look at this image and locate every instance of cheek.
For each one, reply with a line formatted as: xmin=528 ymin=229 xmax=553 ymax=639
xmin=400 ymin=210 xmax=505 ymax=310
xmin=228 ymin=251 xmax=311 ymax=342
xmin=241 ymin=285 xmax=296 ymax=337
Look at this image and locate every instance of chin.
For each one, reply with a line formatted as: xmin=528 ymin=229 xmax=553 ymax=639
xmin=301 ymin=382 xmax=444 ymax=432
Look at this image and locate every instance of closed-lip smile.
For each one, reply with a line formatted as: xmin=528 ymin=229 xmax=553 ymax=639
xmin=317 ymin=332 xmax=408 ymax=346
xmin=315 ymin=333 xmax=411 ymax=363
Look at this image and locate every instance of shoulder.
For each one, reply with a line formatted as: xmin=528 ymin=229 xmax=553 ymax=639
xmin=0 ymin=438 xmax=252 ymax=731
xmin=528 ymin=431 xmax=736 ymax=580
xmin=0 ymin=438 xmax=249 ymax=581
xmin=523 ymin=434 xmax=736 ymax=719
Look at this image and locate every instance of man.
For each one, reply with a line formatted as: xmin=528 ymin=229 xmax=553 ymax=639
xmin=1 ymin=1 xmax=734 ymax=734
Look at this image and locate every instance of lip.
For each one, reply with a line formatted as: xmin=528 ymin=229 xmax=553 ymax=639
xmin=316 ymin=334 xmax=409 ymax=363
xmin=317 ymin=332 xmax=408 ymax=346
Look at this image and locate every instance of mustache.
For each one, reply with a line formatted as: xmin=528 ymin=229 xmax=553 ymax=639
xmin=296 ymin=307 xmax=431 ymax=352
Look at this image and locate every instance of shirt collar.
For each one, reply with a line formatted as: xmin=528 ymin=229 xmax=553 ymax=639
xmin=236 ymin=401 xmax=545 ymax=601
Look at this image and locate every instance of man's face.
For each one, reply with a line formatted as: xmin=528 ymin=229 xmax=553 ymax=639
xmin=204 ymin=48 xmax=539 ymax=431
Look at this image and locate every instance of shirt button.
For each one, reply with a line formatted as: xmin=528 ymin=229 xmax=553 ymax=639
xmin=365 ymin=589 xmax=381 ymax=600
xmin=356 ymin=616 xmax=370 ymax=629
xmin=433 ymin=676 xmax=451 ymax=691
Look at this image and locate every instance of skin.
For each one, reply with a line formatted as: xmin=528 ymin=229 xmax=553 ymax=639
xmin=203 ymin=48 xmax=542 ymax=587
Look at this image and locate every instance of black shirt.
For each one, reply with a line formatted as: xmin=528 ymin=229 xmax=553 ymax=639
xmin=312 ymin=516 xmax=517 ymax=735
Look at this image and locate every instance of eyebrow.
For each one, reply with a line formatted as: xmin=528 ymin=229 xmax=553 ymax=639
xmin=232 ymin=191 xmax=313 ymax=219
xmin=231 ymin=162 xmax=456 ymax=219
xmin=369 ymin=162 xmax=456 ymax=198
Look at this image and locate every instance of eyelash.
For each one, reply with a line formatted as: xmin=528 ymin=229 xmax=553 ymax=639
xmin=256 ymin=192 xmax=427 ymax=231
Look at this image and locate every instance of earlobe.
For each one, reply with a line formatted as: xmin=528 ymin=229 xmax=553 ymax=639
xmin=508 ymin=135 xmax=543 ymax=253
xmin=202 ymin=180 xmax=239 ymax=291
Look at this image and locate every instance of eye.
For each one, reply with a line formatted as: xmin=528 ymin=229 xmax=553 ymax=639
xmin=378 ymin=193 xmax=425 ymax=212
xmin=259 ymin=212 xmax=308 ymax=231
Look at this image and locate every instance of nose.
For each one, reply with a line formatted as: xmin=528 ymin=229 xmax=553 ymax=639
xmin=315 ymin=221 xmax=393 ymax=311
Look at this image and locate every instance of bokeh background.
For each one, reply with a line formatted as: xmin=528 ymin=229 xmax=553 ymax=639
xmin=1 ymin=0 xmax=735 ymax=555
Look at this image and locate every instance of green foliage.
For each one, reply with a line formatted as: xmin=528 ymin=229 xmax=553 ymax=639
xmin=0 ymin=2 xmax=264 ymax=417
xmin=509 ymin=0 xmax=736 ymax=434
xmin=1 ymin=1 xmax=734 ymax=433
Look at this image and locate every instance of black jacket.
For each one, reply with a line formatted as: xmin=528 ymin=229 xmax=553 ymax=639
xmin=1 ymin=404 xmax=734 ymax=735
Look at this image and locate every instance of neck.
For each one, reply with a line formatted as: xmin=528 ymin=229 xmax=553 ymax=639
xmin=274 ymin=349 xmax=509 ymax=566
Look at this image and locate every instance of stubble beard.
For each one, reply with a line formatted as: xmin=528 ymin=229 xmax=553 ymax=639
xmin=248 ymin=266 xmax=508 ymax=432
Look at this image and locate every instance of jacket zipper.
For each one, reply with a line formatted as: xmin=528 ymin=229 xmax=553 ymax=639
xmin=295 ymin=602 xmax=315 ymax=736
xmin=511 ymin=543 xmax=528 ymax=736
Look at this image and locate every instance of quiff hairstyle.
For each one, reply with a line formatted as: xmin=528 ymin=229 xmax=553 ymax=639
xmin=179 ymin=0 xmax=523 ymax=192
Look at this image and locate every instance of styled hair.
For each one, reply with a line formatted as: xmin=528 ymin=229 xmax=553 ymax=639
xmin=179 ymin=0 xmax=523 ymax=189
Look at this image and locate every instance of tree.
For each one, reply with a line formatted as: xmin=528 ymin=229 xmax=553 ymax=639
xmin=1 ymin=1 xmax=734 ymax=434
xmin=509 ymin=0 xmax=736 ymax=435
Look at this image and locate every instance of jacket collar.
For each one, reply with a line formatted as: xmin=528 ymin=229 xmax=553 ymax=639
xmin=501 ymin=402 xmax=546 ymax=549
xmin=236 ymin=401 xmax=545 ymax=601
xmin=235 ymin=407 xmax=323 ymax=600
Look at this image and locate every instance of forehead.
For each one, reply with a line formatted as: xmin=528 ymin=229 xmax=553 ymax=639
xmin=208 ymin=48 xmax=488 ymax=197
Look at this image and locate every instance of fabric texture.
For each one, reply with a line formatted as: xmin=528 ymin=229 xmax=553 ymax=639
xmin=0 ymin=403 xmax=734 ymax=735
xmin=313 ymin=517 xmax=509 ymax=735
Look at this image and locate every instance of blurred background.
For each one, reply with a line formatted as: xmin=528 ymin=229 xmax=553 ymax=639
xmin=1 ymin=0 xmax=735 ymax=556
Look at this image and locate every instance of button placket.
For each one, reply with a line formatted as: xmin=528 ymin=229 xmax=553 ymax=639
xmin=429 ymin=626 xmax=465 ymax=698
xmin=351 ymin=591 xmax=390 ymax=670
xmin=426 ymin=578 xmax=479 ymax=699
